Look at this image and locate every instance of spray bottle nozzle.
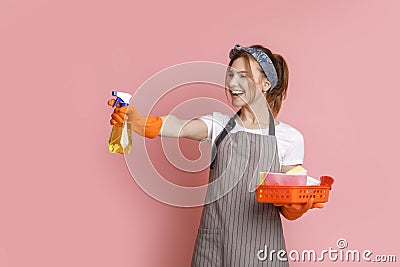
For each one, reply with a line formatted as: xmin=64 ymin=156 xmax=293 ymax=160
xmin=111 ymin=91 xmax=132 ymax=108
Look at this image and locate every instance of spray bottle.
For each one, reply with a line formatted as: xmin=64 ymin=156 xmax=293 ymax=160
xmin=108 ymin=91 xmax=133 ymax=154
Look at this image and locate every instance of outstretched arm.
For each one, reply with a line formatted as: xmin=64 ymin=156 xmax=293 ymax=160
xmin=160 ymin=115 xmax=208 ymax=141
xmin=108 ymin=99 xmax=208 ymax=141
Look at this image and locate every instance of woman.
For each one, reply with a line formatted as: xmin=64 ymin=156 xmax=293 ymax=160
xmin=108 ymin=44 xmax=323 ymax=266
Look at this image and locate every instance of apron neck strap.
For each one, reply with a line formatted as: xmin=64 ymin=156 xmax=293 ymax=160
xmin=267 ymin=108 xmax=275 ymax=136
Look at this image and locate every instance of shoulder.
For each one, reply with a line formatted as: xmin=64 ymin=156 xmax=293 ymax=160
xmin=198 ymin=112 xmax=232 ymax=127
xmin=276 ymin=122 xmax=304 ymax=143
xmin=212 ymin=112 xmax=232 ymax=125
xmin=276 ymin=122 xmax=304 ymax=165
xmin=197 ymin=112 xmax=234 ymax=140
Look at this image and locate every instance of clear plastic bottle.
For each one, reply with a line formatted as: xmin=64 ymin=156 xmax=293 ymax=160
xmin=108 ymin=121 xmax=132 ymax=154
xmin=108 ymin=91 xmax=132 ymax=154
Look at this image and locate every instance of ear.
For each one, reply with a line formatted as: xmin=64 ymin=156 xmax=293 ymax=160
xmin=263 ymin=79 xmax=271 ymax=93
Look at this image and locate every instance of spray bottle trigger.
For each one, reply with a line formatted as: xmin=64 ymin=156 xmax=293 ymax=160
xmin=113 ymin=97 xmax=122 ymax=108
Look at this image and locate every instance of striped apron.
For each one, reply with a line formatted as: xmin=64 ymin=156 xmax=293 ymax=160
xmin=191 ymin=109 xmax=288 ymax=267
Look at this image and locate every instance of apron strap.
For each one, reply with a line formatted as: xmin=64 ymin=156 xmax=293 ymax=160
xmin=210 ymin=108 xmax=275 ymax=169
xmin=267 ymin=107 xmax=275 ymax=136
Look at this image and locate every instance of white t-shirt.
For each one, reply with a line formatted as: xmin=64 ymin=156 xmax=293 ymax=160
xmin=198 ymin=112 xmax=304 ymax=167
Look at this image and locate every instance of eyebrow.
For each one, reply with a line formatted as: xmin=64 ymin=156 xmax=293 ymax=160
xmin=228 ymin=69 xmax=248 ymax=73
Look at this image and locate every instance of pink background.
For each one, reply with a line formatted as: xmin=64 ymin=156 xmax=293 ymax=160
xmin=1 ymin=0 xmax=399 ymax=266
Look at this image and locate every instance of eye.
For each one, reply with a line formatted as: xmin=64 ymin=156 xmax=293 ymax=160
xmin=240 ymin=74 xmax=247 ymax=78
xmin=227 ymin=72 xmax=234 ymax=77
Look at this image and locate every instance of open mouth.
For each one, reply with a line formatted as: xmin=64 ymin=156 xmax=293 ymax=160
xmin=230 ymin=90 xmax=244 ymax=96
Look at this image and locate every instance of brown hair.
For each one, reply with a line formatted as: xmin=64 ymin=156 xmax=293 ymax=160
xmin=228 ymin=45 xmax=289 ymax=117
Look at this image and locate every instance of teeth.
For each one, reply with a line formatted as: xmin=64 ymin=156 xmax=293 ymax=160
xmin=231 ymin=90 xmax=244 ymax=95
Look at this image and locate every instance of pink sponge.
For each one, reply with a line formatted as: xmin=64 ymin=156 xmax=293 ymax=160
xmin=260 ymin=172 xmax=308 ymax=186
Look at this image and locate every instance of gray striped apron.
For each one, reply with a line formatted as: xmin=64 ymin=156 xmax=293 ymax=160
xmin=191 ymin=109 xmax=288 ymax=267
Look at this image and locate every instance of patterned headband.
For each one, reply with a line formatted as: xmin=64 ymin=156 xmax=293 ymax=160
xmin=229 ymin=44 xmax=278 ymax=91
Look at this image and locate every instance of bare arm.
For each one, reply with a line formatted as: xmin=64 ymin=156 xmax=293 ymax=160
xmin=159 ymin=115 xmax=209 ymax=141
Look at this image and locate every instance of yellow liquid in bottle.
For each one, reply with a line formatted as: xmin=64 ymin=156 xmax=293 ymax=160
xmin=108 ymin=122 xmax=132 ymax=154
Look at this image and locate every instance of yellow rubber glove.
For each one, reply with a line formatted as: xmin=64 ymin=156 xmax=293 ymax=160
xmin=107 ymin=99 xmax=163 ymax=138
xmin=275 ymin=198 xmax=324 ymax=221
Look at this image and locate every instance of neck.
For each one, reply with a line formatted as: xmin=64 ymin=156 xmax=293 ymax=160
xmin=238 ymin=98 xmax=275 ymax=129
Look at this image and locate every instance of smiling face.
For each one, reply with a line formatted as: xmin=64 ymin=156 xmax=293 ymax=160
xmin=226 ymin=56 xmax=270 ymax=107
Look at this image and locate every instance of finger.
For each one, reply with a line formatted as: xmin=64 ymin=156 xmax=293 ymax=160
xmin=282 ymin=204 xmax=303 ymax=210
xmin=113 ymin=108 xmax=127 ymax=118
xmin=117 ymin=106 xmax=129 ymax=114
xmin=114 ymin=112 xmax=126 ymax=122
xmin=312 ymin=203 xmax=325 ymax=209
xmin=285 ymin=204 xmax=304 ymax=212
xmin=107 ymin=99 xmax=121 ymax=108
xmin=107 ymin=99 xmax=115 ymax=106
xmin=291 ymin=200 xmax=311 ymax=213
xmin=304 ymin=198 xmax=314 ymax=211
xmin=111 ymin=112 xmax=124 ymax=123
xmin=114 ymin=106 xmax=132 ymax=117
xmin=110 ymin=119 xmax=118 ymax=125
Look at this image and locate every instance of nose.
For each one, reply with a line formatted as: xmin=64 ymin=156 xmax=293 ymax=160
xmin=228 ymin=74 xmax=239 ymax=88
